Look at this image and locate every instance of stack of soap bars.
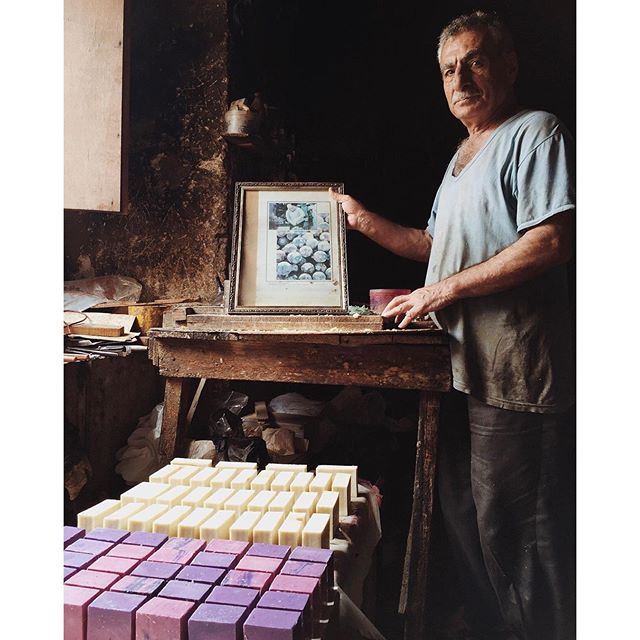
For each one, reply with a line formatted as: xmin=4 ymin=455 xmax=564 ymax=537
xmin=64 ymin=526 xmax=338 ymax=640
xmin=76 ymin=461 xmax=358 ymax=550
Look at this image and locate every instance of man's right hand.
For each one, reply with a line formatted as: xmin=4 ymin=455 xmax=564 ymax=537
xmin=328 ymin=187 xmax=368 ymax=231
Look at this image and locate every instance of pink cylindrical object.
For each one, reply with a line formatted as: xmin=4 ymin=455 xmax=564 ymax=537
xmin=369 ymin=289 xmax=411 ymax=314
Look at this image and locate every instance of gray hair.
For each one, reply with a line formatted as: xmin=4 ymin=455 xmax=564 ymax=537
xmin=437 ymin=11 xmax=515 ymax=62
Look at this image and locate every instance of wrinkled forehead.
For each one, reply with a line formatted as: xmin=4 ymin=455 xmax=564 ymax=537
xmin=440 ymin=27 xmax=497 ymax=64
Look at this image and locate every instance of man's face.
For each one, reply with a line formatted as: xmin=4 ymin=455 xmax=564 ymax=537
xmin=439 ymin=28 xmax=517 ymax=127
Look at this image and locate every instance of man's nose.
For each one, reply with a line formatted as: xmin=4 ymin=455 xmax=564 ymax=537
xmin=452 ymin=64 xmax=472 ymax=91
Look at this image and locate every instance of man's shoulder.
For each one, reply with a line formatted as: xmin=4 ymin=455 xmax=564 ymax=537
xmin=510 ymin=110 xmax=572 ymax=144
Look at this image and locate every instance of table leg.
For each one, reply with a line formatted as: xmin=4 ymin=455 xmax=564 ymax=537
xmin=159 ymin=377 xmax=196 ymax=462
xmin=399 ymin=389 xmax=440 ymax=640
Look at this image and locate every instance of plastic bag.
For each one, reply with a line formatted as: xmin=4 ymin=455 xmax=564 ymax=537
xmin=206 ymin=391 xmax=249 ymax=448
xmin=218 ymin=436 xmax=270 ymax=468
xmin=64 ymin=275 xmax=143 ymax=311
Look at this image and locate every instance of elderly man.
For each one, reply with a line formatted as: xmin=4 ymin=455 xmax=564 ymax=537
xmin=330 ymin=11 xmax=575 ymax=640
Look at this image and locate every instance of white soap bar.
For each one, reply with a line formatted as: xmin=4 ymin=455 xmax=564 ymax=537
xmin=153 ymin=505 xmax=193 ymax=537
xmin=224 ymin=489 xmax=256 ymax=515
xmin=128 ymin=504 xmax=170 ymax=532
xmin=247 ymin=490 xmax=277 ymax=515
xmin=77 ymin=499 xmax=121 ymax=531
xmin=271 ymin=471 xmax=295 ymax=492
xmin=177 ymin=507 xmax=215 ymax=538
xmin=169 ymin=466 xmax=200 ymax=486
xmin=266 ymin=463 xmax=308 ymax=472
xmin=216 ymin=461 xmax=257 ymax=470
xmin=103 ymin=502 xmax=145 ymax=530
xmin=251 ymin=470 xmax=276 ymax=491
xmin=121 ymin=482 xmax=171 ymax=506
xmin=230 ymin=468 xmax=258 ymax=489
xmin=253 ymin=511 xmax=286 ymax=544
xmin=316 ymin=491 xmax=340 ymax=534
xmin=302 ymin=513 xmax=331 ymax=548
xmin=156 ymin=485 xmax=193 ymax=507
xmin=268 ymin=491 xmax=295 ymax=513
xmin=290 ymin=472 xmax=314 ymax=498
xmin=171 ymin=457 xmax=212 ymax=467
xmin=204 ymin=488 xmax=236 ymax=510
xmin=316 ymin=465 xmax=358 ymax=499
xmin=331 ymin=473 xmax=351 ymax=516
xmin=278 ymin=514 xmax=304 ymax=547
xmin=308 ymin=473 xmax=332 ymax=493
xmin=189 ymin=467 xmax=219 ymax=487
xmin=181 ymin=486 xmax=214 ymax=508
xmin=149 ymin=465 xmax=179 ymax=484
xmin=229 ymin=511 xmax=262 ymax=542
xmin=210 ymin=468 xmax=239 ymax=489
xmin=287 ymin=511 xmax=307 ymax=524
xmin=292 ymin=491 xmax=319 ymax=519
xmin=200 ymin=510 xmax=237 ymax=541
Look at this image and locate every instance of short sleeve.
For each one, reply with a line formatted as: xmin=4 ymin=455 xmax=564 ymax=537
xmin=426 ymin=185 xmax=442 ymax=237
xmin=515 ymin=128 xmax=575 ymax=232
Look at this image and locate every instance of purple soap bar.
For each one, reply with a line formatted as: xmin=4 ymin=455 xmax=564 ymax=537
xmin=192 ymin=551 xmax=238 ymax=570
xmin=258 ymin=590 xmax=312 ymax=640
xmin=111 ymin=574 xmax=165 ymax=596
xmin=135 ymin=596 xmax=195 ymax=640
xmin=206 ymin=585 xmax=260 ymax=609
xmin=149 ymin=537 xmax=205 ymax=565
xmin=175 ymin=565 xmax=225 ymax=585
xmin=188 ymin=602 xmax=248 ymax=640
xmin=158 ymin=579 xmax=211 ymax=603
xmin=64 ymin=584 xmax=100 ymax=640
xmin=86 ymin=528 xmax=130 ymax=544
xmin=270 ymin=575 xmax=321 ymax=621
xmin=88 ymin=555 xmax=140 ymax=575
xmin=205 ymin=539 xmax=250 ymax=556
xmin=87 ymin=591 xmax=146 ymax=640
xmin=125 ymin=531 xmax=168 ymax=548
xmin=247 ymin=543 xmax=291 ymax=560
xmin=64 ymin=526 xmax=85 ymax=548
xmin=221 ymin=569 xmax=273 ymax=594
xmin=281 ymin=560 xmax=328 ymax=605
xmin=236 ymin=555 xmax=284 ymax=574
xmin=64 ymin=566 xmax=78 ymax=580
xmin=66 ymin=538 xmax=114 ymax=557
xmin=64 ymin=550 xmax=94 ymax=569
xmin=107 ymin=544 xmax=153 ymax=560
xmin=289 ymin=546 xmax=334 ymax=589
xmin=131 ymin=560 xmax=182 ymax=581
xmin=244 ymin=607 xmax=303 ymax=640
xmin=66 ymin=569 xmax=121 ymax=590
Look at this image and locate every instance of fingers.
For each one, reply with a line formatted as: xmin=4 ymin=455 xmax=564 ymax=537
xmin=328 ymin=187 xmax=349 ymax=203
xmin=381 ymin=295 xmax=410 ymax=318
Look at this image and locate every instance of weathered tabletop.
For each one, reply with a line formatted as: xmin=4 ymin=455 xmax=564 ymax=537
xmin=148 ymin=324 xmax=452 ymax=640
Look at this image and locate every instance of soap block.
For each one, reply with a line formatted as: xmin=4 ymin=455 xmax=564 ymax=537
xmin=251 ymin=470 xmax=276 ymax=491
xmin=270 ymin=574 xmax=321 ymax=623
xmin=135 ymin=596 xmax=195 ymax=640
xmin=191 ymin=551 xmax=237 ymax=570
xmin=158 ymin=579 xmax=211 ymax=603
xmin=289 ymin=547 xmax=334 ymax=590
xmin=181 ymin=486 xmax=214 ymax=508
xmin=315 ymin=465 xmax=358 ymax=500
xmin=171 ymin=457 xmax=212 ymax=467
xmin=148 ymin=537 xmax=205 ymax=565
xmin=175 ymin=564 xmax=225 ymax=585
xmin=131 ymin=560 xmax=182 ymax=581
xmin=268 ymin=491 xmax=295 ymax=513
xmin=247 ymin=490 xmax=277 ymax=515
xmin=308 ymin=473 xmax=332 ymax=494
xmin=278 ymin=516 xmax=304 ymax=548
xmin=121 ymin=481 xmax=171 ymax=505
xmin=188 ymin=602 xmax=249 ymax=640
xmin=64 ymin=551 xmax=95 ymax=570
xmin=292 ymin=492 xmax=319 ymax=520
xmin=77 ymin=499 xmax=121 ymax=531
xmin=152 ymin=505 xmax=193 ymax=537
xmin=189 ymin=467 xmax=219 ymax=487
xmin=205 ymin=539 xmax=250 ymax=556
xmin=204 ymin=487 xmax=236 ymax=510
xmin=66 ymin=538 xmax=114 ymax=557
xmin=149 ymin=464 xmax=180 ymax=483
xmin=169 ymin=466 xmax=201 ymax=486
xmin=216 ymin=461 xmax=257 ymax=470
xmin=128 ymin=504 xmax=170 ymax=533
xmin=200 ymin=510 xmax=238 ymax=541
xmin=257 ymin=590 xmax=312 ymax=640
xmin=289 ymin=472 xmax=314 ymax=498
xmin=253 ymin=511 xmax=286 ymax=545
xmin=230 ymin=468 xmax=258 ymax=489
xmin=156 ymin=485 xmax=193 ymax=507
xmin=64 ymin=526 xmax=85 ymax=548
xmin=125 ymin=531 xmax=168 ymax=548
xmin=315 ymin=491 xmax=340 ymax=534
xmin=87 ymin=590 xmax=146 ymax=640
xmin=331 ymin=473 xmax=351 ymax=516
xmin=64 ymin=584 xmax=100 ymax=640
xmin=243 ymin=607 xmax=304 ymax=640
xmin=206 ymin=585 xmax=260 ymax=609
xmin=66 ymin=569 xmax=121 ymax=590
xmin=111 ymin=574 xmax=165 ymax=596
xmin=64 ymin=566 xmax=78 ymax=580
xmin=266 ymin=463 xmax=307 ymax=473
xmin=221 ymin=569 xmax=273 ymax=594
xmin=224 ymin=489 xmax=256 ymax=515
xmin=229 ymin=511 xmax=262 ymax=542
xmin=210 ymin=468 xmax=239 ymax=489
xmin=103 ymin=503 xmax=146 ymax=530
xmin=271 ymin=471 xmax=295 ymax=492
xmin=107 ymin=544 xmax=153 ymax=561
xmin=88 ymin=555 xmax=140 ymax=575
xmin=247 ymin=542 xmax=291 ymax=560
xmin=301 ymin=513 xmax=330 ymax=549
xmin=281 ymin=560 xmax=328 ymax=606
xmin=236 ymin=554 xmax=284 ymax=574
xmin=86 ymin=528 xmax=130 ymax=544
xmin=177 ymin=507 xmax=215 ymax=538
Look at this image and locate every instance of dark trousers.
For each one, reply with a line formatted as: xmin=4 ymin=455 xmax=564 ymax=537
xmin=437 ymin=391 xmax=576 ymax=640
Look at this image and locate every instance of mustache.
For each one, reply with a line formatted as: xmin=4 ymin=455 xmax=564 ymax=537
xmin=453 ymin=92 xmax=481 ymax=104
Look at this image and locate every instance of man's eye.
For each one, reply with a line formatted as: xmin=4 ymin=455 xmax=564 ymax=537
xmin=471 ymin=59 xmax=483 ymax=67
xmin=443 ymin=69 xmax=454 ymax=77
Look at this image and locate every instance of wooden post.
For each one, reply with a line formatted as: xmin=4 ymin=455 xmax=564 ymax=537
xmin=399 ymin=390 xmax=440 ymax=640
xmin=159 ymin=377 xmax=194 ymax=462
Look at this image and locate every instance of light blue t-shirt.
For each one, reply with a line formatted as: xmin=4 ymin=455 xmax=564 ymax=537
xmin=426 ymin=109 xmax=575 ymax=413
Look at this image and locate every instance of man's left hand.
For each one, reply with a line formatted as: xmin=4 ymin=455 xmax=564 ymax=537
xmin=381 ymin=283 xmax=454 ymax=329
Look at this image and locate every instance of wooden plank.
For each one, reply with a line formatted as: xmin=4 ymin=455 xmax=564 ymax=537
xmin=68 ymin=324 xmax=124 ymax=337
xmin=159 ymin=378 xmax=193 ymax=462
xmin=186 ymin=313 xmax=384 ymax=332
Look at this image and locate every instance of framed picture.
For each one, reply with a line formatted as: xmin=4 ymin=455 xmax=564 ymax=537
xmin=229 ymin=182 xmax=349 ymax=314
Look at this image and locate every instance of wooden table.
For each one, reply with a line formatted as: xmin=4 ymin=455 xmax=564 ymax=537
xmin=148 ymin=324 xmax=451 ymax=639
